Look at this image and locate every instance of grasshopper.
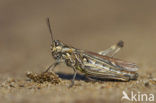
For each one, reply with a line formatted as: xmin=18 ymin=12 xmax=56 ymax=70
xmin=44 ymin=18 xmax=138 ymax=87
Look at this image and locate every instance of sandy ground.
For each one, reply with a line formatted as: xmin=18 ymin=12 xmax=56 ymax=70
xmin=0 ymin=0 xmax=156 ymax=103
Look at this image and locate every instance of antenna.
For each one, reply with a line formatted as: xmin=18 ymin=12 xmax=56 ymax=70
xmin=47 ymin=17 xmax=54 ymax=43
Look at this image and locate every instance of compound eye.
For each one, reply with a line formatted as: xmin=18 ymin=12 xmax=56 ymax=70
xmin=54 ymin=41 xmax=60 ymax=46
xmin=55 ymin=42 xmax=58 ymax=46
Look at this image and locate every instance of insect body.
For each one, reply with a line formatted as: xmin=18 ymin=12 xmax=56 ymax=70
xmin=45 ymin=18 xmax=138 ymax=87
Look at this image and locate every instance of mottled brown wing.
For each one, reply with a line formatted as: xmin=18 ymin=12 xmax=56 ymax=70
xmin=84 ymin=51 xmax=138 ymax=72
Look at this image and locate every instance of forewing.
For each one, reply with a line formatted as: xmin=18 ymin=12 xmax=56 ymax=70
xmin=83 ymin=51 xmax=138 ymax=72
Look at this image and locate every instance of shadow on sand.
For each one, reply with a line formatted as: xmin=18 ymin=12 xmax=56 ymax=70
xmin=56 ymin=72 xmax=129 ymax=82
xmin=56 ymin=72 xmax=85 ymax=80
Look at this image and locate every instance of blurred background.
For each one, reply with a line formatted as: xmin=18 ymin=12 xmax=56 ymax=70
xmin=0 ymin=0 xmax=156 ymax=79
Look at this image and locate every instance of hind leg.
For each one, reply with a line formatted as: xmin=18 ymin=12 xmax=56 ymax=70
xmin=98 ymin=40 xmax=124 ymax=57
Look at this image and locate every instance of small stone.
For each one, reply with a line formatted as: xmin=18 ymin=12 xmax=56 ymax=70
xmin=19 ymin=84 xmax=25 ymax=87
xmin=144 ymin=81 xmax=150 ymax=87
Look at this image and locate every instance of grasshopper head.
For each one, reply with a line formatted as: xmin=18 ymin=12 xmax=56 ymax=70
xmin=51 ymin=40 xmax=65 ymax=60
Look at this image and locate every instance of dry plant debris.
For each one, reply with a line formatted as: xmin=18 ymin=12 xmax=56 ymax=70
xmin=26 ymin=71 xmax=61 ymax=84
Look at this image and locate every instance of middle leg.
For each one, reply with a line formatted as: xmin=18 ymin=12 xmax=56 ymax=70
xmin=69 ymin=67 xmax=77 ymax=88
